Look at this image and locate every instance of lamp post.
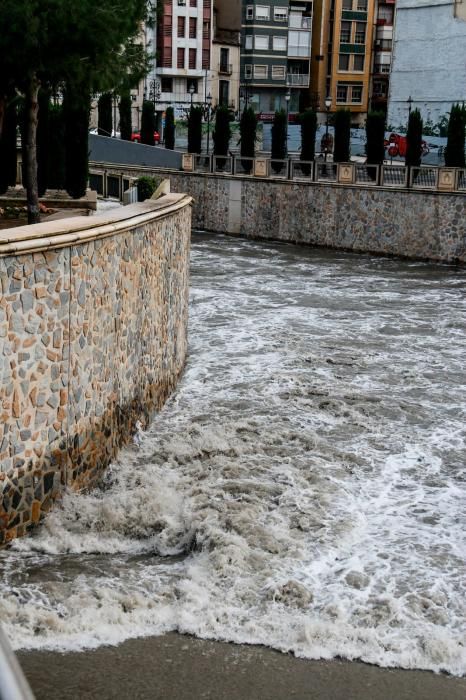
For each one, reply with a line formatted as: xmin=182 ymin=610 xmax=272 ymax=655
xmin=205 ymin=92 xmax=213 ymax=155
xmin=284 ymin=90 xmax=291 ymax=157
xmin=324 ymin=96 xmax=332 ymax=161
xmin=189 ymin=83 xmax=195 ymax=108
xmin=407 ymin=95 xmax=413 ymax=117
xmin=149 ymin=78 xmax=161 ymax=135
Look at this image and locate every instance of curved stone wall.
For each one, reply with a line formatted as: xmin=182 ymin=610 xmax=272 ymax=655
xmin=0 ymin=195 xmax=192 ymax=545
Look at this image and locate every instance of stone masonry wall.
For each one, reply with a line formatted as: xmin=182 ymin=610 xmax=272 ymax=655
xmin=92 ymin=166 xmax=465 ymax=263
xmin=0 ymin=196 xmax=192 ymax=545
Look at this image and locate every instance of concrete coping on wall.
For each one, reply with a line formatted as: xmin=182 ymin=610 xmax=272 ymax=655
xmin=0 ymin=193 xmax=193 ymax=257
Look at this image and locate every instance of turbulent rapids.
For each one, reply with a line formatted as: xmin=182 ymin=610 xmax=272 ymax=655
xmin=1 ymin=234 xmax=465 ymax=675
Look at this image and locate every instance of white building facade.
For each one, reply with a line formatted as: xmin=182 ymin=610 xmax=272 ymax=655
xmin=388 ymin=0 xmax=466 ymax=129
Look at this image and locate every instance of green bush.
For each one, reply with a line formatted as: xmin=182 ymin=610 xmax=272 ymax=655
xmin=333 ymin=109 xmax=351 ymax=163
xmin=187 ymin=105 xmax=203 ymax=154
xmin=165 ymin=106 xmax=175 ymax=150
xmin=444 ymin=103 xmax=466 ymax=168
xmin=136 ymin=175 xmax=157 ymax=201
xmin=365 ymin=111 xmax=385 ymax=165
xmin=405 ymin=109 xmax=423 ymax=168
xmin=98 ymin=92 xmax=113 ymax=137
xmin=239 ymin=107 xmax=257 ymax=172
xmin=213 ymin=105 xmax=232 ymax=169
xmin=0 ymin=98 xmax=18 ymax=194
xmin=119 ymin=92 xmax=132 ymax=141
xmin=141 ymin=100 xmax=156 ymax=145
xmin=299 ymin=109 xmax=317 ymax=174
xmin=271 ymin=109 xmax=287 ymax=173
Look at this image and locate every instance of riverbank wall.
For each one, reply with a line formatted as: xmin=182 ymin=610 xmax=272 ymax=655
xmin=90 ymin=164 xmax=466 ymax=263
xmin=0 ymin=195 xmax=192 ymax=545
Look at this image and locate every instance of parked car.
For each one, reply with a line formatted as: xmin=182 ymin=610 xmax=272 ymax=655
xmin=131 ymin=130 xmax=160 ymax=144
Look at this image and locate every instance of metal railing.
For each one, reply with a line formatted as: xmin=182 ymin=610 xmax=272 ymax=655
xmin=0 ymin=628 xmax=35 ymax=700
xmin=290 ymin=160 xmax=314 ymax=180
xmin=410 ymin=166 xmax=438 ymax=190
xmin=212 ymin=155 xmax=233 ymax=175
xmin=269 ymin=159 xmax=289 ymax=179
xmin=233 ymin=157 xmax=254 ymax=176
xmin=381 ymin=164 xmax=409 ymax=188
xmin=315 ymin=162 xmax=338 ymax=182
xmin=355 ymin=164 xmax=380 ymax=186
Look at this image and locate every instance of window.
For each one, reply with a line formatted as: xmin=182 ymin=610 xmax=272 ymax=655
xmin=273 ymin=36 xmax=287 ymax=51
xmin=357 ymin=0 xmax=367 ymax=10
xmin=336 ymin=84 xmax=348 ymax=103
xmin=289 ymin=11 xmax=310 ymax=29
xmin=220 ymin=48 xmax=229 ymax=73
xmin=161 ymin=77 xmax=173 ymax=93
xmin=189 ymin=17 xmax=197 ymax=38
xmin=246 ymin=6 xmax=253 ymax=20
xmin=355 ymin=22 xmax=366 ymax=44
xmin=202 ymin=48 xmax=210 ymax=69
xmin=288 ymin=30 xmax=311 ymax=56
xmin=373 ymin=80 xmax=387 ymax=97
xmin=340 ymin=21 xmax=351 ymax=42
xmin=177 ymin=48 xmax=185 ymax=69
xmin=256 ymin=5 xmax=270 ymax=20
xmin=189 ymin=48 xmax=197 ymax=69
xmin=255 ymin=35 xmax=269 ymax=50
xmin=245 ymin=64 xmax=253 ymax=79
xmin=274 ymin=7 xmax=288 ymax=21
xmin=253 ymin=64 xmax=268 ymax=79
xmin=339 ymin=54 xmax=350 ymax=71
xmin=351 ymin=84 xmax=363 ymax=103
xmin=177 ymin=0 xmax=186 ymax=5
xmin=245 ymin=35 xmax=253 ymax=49
xmin=353 ymin=54 xmax=364 ymax=71
xmin=219 ymin=80 xmax=229 ymax=106
xmin=342 ymin=0 xmax=352 ymax=8
xmin=272 ymin=65 xmax=286 ymax=79
xmin=190 ymin=0 xmax=196 ymax=5
xmin=178 ymin=16 xmax=185 ymax=38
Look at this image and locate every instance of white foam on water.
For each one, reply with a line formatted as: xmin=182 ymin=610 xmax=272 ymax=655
xmin=1 ymin=236 xmax=465 ymax=675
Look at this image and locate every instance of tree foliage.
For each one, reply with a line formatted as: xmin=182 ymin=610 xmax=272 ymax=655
xmin=0 ymin=97 xmax=18 ymax=194
xmin=300 ymin=109 xmax=317 ymax=164
xmin=98 ymin=93 xmax=113 ymax=137
xmin=165 ymin=107 xmax=175 ymax=150
xmin=365 ymin=111 xmax=385 ymax=165
xmin=63 ymin=80 xmax=91 ymax=199
xmin=213 ymin=105 xmax=232 ymax=170
xmin=444 ymin=104 xmax=466 ymax=168
xmin=187 ymin=106 xmax=203 ymax=154
xmin=47 ymin=103 xmax=65 ymax=190
xmin=141 ymin=100 xmax=156 ymax=145
xmin=333 ymin=109 xmax=351 ymax=163
xmin=271 ymin=110 xmax=287 ymax=173
xmin=37 ymin=89 xmax=50 ymax=196
xmin=405 ymin=109 xmax=423 ymax=168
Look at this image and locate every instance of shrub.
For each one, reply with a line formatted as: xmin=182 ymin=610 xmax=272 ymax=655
xmin=299 ymin=109 xmax=317 ymax=174
xmin=333 ymin=109 xmax=351 ymax=163
xmin=213 ymin=105 xmax=232 ymax=169
xmin=119 ymin=92 xmax=132 ymax=141
xmin=136 ymin=175 xmax=157 ymax=201
xmin=165 ymin=107 xmax=175 ymax=150
xmin=405 ymin=109 xmax=423 ymax=168
xmin=141 ymin=100 xmax=156 ymax=145
xmin=365 ymin=111 xmax=385 ymax=164
xmin=271 ymin=109 xmax=287 ymax=174
xmin=187 ymin=105 xmax=203 ymax=153
xmin=98 ymin=92 xmax=113 ymax=137
xmin=0 ymin=98 xmax=18 ymax=194
xmin=239 ymin=107 xmax=257 ymax=172
xmin=444 ymin=103 xmax=466 ymax=168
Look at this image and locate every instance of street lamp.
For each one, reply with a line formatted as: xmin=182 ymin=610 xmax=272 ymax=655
xmin=205 ymin=92 xmax=213 ymax=155
xmin=407 ymin=95 xmax=413 ymax=116
xmin=284 ymin=90 xmax=291 ymax=157
xmin=324 ymin=96 xmax=332 ymax=162
xmin=189 ymin=83 xmax=195 ymax=108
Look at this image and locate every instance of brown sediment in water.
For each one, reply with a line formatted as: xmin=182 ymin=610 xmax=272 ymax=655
xmin=17 ymin=633 xmax=466 ymax=700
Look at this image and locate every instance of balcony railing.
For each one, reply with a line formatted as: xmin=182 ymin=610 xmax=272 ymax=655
xmin=219 ymin=64 xmax=233 ymax=76
xmin=286 ymin=73 xmax=310 ymax=86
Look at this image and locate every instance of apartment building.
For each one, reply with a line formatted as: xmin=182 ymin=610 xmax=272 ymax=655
xmin=240 ymin=1 xmax=313 ymax=117
xmin=388 ymin=0 xmax=466 ymax=128
xmin=154 ymin=0 xmax=213 ymax=120
xmin=211 ymin=0 xmax=241 ymax=112
xmin=311 ymin=0 xmax=376 ymax=125
xmin=369 ymin=0 xmax=395 ymax=114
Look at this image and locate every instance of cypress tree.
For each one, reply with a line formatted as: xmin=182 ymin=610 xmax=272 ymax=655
xmin=271 ymin=109 xmax=287 ymax=174
xmin=405 ymin=108 xmax=423 ymax=168
xmin=0 ymin=98 xmax=18 ymax=194
xmin=47 ymin=103 xmax=65 ymax=190
xmin=187 ymin=105 xmax=203 ymax=154
xmin=165 ymin=106 xmax=175 ymax=150
xmin=333 ymin=109 xmax=351 ymax=163
xmin=98 ymin=92 xmax=113 ymax=137
xmin=141 ymin=99 xmax=155 ymax=145
xmin=300 ymin=108 xmax=317 ymax=175
xmin=240 ymin=107 xmax=257 ymax=172
xmin=64 ymin=81 xmax=91 ymax=199
xmin=365 ymin=110 xmax=385 ymax=181
xmin=444 ymin=103 xmax=466 ymax=168
xmin=213 ymin=104 xmax=231 ymax=169
xmin=119 ymin=92 xmax=132 ymax=141
xmin=37 ymin=88 xmax=50 ymax=196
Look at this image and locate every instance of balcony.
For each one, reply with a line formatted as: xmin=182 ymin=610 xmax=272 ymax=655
xmin=286 ymin=73 xmax=310 ymax=86
xmin=219 ymin=63 xmax=233 ymax=76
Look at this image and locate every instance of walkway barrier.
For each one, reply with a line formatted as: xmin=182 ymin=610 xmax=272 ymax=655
xmin=0 ymin=627 xmax=35 ymax=700
xmin=89 ymin=159 xmax=466 ymax=199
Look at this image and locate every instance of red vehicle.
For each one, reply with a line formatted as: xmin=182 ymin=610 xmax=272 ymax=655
xmin=384 ymin=133 xmax=429 ymax=159
xmin=131 ymin=130 xmax=160 ymax=144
